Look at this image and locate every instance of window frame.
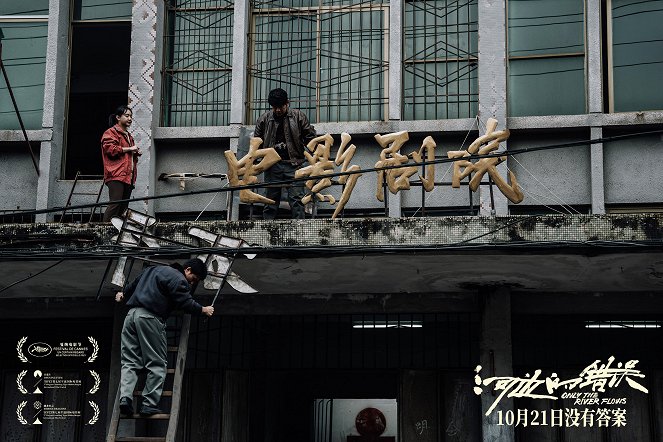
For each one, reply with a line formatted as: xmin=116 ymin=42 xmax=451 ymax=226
xmin=506 ymin=0 xmax=588 ymax=117
xmin=247 ymin=1 xmax=390 ymax=124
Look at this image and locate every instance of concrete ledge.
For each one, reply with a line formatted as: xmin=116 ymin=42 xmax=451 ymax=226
xmin=0 ymin=214 xmax=661 ymax=251
xmin=154 ymin=125 xmax=241 ymax=140
xmin=0 ymin=129 xmax=52 ymax=142
xmin=0 ymin=215 xmax=661 ymax=299
xmin=152 ymin=113 xmax=663 ymax=140
xmin=508 ymin=111 xmax=663 ymax=130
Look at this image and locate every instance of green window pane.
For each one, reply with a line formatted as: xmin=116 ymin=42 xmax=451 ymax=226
xmin=0 ymin=0 xmax=49 ymax=15
xmin=0 ymin=22 xmax=48 ymax=129
xmin=612 ymin=0 xmax=663 ymax=112
xmin=162 ymin=1 xmax=234 ymax=126
xmin=403 ymin=61 xmax=478 ymax=120
xmin=508 ymin=56 xmax=585 ymax=116
xmin=507 ymin=0 xmax=585 ymax=116
xmin=508 ymin=0 xmax=584 ymax=57
xmin=252 ymin=0 xmax=384 ymax=9
xmin=319 ymin=10 xmax=384 ymax=122
xmin=403 ymin=0 xmax=478 ymax=120
xmin=249 ymin=4 xmax=386 ymax=124
xmin=73 ymin=0 xmax=133 ymax=21
xmin=250 ymin=14 xmax=317 ymax=122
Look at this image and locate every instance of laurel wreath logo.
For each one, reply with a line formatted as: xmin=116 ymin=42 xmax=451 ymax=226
xmin=17 ymin=337 xmax=29 ymax=363
xmin=86 ymin=337 xmax=99 ymax=363
xmin=16 ymin=370 xmax=28 ymax=394
xmin=88 ymin=401 xmax=100 ymax=425
xmin=16 ymin=401 xmax=28 ymax=424
xmin=88 ymin=370 xmax=101 ymax=394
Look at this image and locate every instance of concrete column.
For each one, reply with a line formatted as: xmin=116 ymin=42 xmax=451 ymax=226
xmin=227 ymin=0 xmax=250 ymax=221
xmin=586 ymin=0 xmax=603 ymax=114
xmin=587 ymin=0 xmax=606 ymax=215
xmin=35 ymin=0 xmax=70 ymax=222
xmin=590 ymin=126 xmax=605 ymax=214
xmin=479 ymin=286 xmax=515 ymax=442
xmin=384 ymin=0 xmax=402 ymax=218
xmin=478 ymin=0 xmax=508 ymax=216
xmin=388 ymin=0 xmax=402 ymax=121
xmin=127 ymin=0 xmax=165 ymax=216
xmin=230 ymin=0 xmax=250 ymax=125
xmin=387 ymin=192 xmax=401 ymax=218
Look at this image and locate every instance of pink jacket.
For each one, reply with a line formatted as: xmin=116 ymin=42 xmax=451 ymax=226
xmin=101 ymin=124 xmax=138 ymax=186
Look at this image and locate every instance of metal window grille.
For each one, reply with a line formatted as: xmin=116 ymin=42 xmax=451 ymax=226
xmin=248 ymin=0 xmax=389 ymax=124
xmin=162 ymin=0 xmax=234 ymax=127
xmin=179 ymin=313 xmax=479 ymax=370
xmin=403 ymin=0 xmax=478 ymax=120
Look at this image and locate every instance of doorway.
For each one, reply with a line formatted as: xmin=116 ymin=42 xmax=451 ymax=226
xmin=64 ymin=22 xmax=130 ymax=179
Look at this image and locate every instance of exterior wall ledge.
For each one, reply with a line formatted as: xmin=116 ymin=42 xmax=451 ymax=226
xmin=154 ymin=126 xmax=241 ymax=140
xmin=0 ymin=214 xmax=661 ymax=253
xmin=154 ymin=118 xmax=483 ymax=140
xmin=508 ymin=112 xmax=663 ymax=130
xmin=0 ymin=129 xmax=52 ymax=143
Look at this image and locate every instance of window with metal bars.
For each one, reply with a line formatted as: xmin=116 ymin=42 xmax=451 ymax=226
xmin=176 ymin=313 xmax=480 ymax=370
xmin=402 ymin=0 xmax=478 ymax=120
xmin=248 ymin=0 xmax=388 ymax=124
xmin=507 ymin=0 xmax=586 ymax=117
xmin=161 ymin=0 xmax=234 ymax=127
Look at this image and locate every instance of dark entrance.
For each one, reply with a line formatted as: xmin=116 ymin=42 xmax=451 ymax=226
xmin=64 ymin=22 xmax=130 ymax=179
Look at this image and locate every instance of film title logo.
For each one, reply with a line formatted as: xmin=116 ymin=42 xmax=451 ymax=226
xmin=473 ymin=356 xmax=648 ymax=428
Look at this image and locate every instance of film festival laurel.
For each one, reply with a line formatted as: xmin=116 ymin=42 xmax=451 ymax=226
xmin=15 ymin=336 xmax=101 ymax=426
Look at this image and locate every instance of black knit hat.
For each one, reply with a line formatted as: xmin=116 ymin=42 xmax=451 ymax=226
xmin=182 ymin=258 xmax=208 ymax=280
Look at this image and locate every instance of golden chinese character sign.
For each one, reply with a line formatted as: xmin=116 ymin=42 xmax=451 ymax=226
xmin=447 ymin=117 xmax=524 ymax=203
xmin=225 ymin=119 xmax=524 ymax=217
xmin=296 ymin=133 xmax=363 ymax=219
xmin=224 ymin=137 xmax=281 ymax=204
xmin=373 ymin=131 xmax=436 ymax=202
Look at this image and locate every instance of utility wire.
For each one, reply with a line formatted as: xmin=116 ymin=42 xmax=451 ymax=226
xmin=0 ymin=258 xmax=64 ymax=294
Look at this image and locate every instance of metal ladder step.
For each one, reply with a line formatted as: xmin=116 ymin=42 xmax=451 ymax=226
xmin=121 ymin=413 xmax=171 ymax=420
xmin=116 ymin=438 xmax=166 ymax=442
xmin=134 ymin=390 xmax=172 ymax=397
xmin=107 ymin=315 xmax=190 ymax=442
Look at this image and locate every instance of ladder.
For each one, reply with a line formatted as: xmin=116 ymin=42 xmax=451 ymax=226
xmin=59 ymin=171 xmax=105 ymax=222
xmin=106 ymin=314 xmax=191 ymax=442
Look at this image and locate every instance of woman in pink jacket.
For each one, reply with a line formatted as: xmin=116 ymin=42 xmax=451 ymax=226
xmin=101 ymin=105 xmax=141 ymax=222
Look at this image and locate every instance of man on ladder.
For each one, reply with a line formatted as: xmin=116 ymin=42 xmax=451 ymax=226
xmin=114 ymin=258 xmax=214 ymax=416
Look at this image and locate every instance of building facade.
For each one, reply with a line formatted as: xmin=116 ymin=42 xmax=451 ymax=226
xmin=0 ymin=0 xmax=662 ymax=441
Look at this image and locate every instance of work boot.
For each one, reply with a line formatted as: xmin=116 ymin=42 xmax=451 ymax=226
xmin=139 ymin=404 xmax=163 ymax=416
xmin=119 ymin=397 xmax=133 ymax=416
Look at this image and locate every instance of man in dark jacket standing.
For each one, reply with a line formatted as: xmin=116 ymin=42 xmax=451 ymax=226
xmin=114 ymin=258 xmax=214 ymax=416
xmin=254 ymin=88 xmax=317 ymax=219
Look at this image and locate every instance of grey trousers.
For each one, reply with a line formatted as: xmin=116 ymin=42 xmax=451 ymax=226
xmin=263 ymin=161 xmax=306 ymax=220
xmin=120 ymin=307 xmax=167 ymax=408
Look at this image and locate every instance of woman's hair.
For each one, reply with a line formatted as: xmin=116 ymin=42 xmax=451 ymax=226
xmin=108 ymin=105 xmax=132 ymax=128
